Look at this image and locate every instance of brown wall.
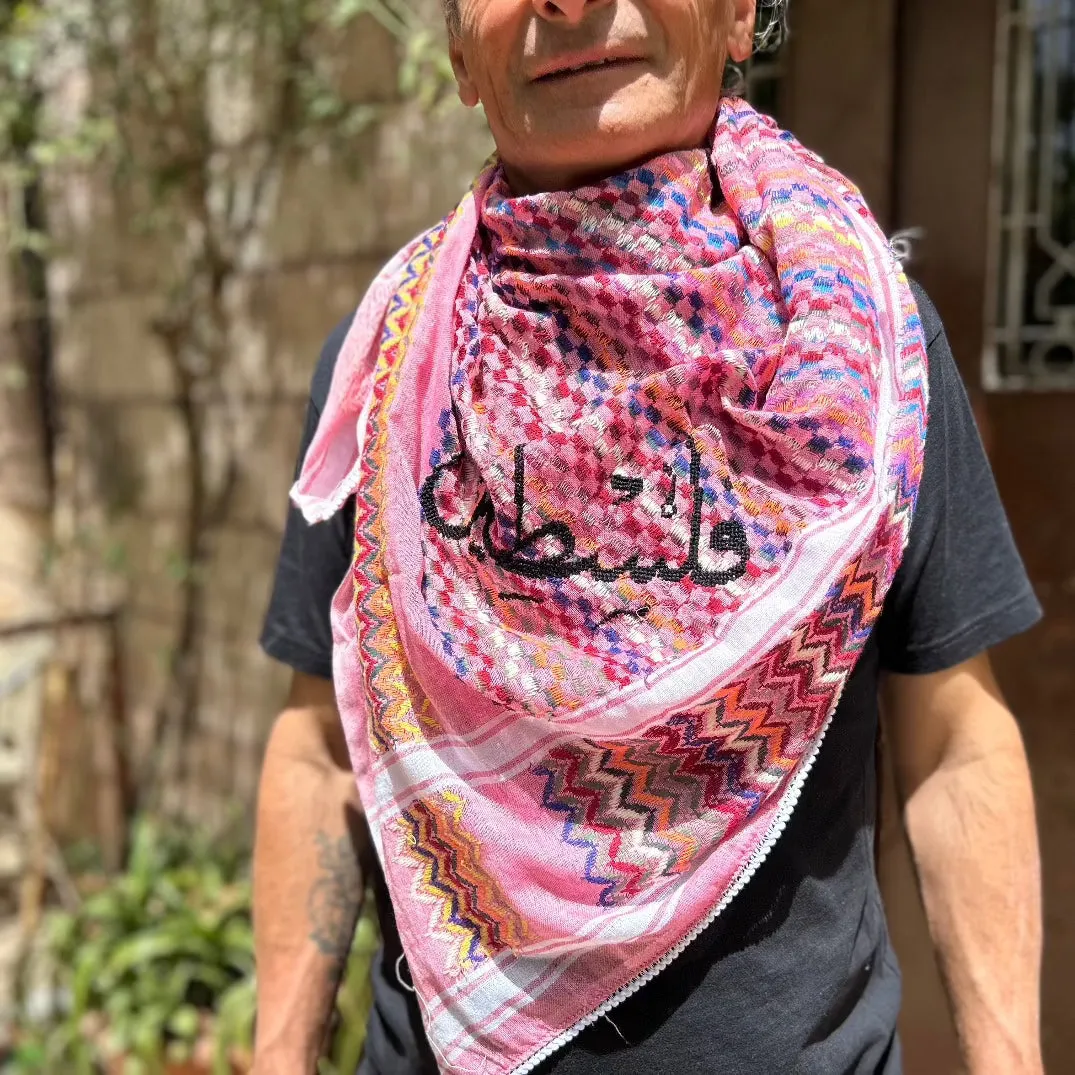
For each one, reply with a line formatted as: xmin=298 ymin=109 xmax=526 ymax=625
xmin=895 ymin=3 xmax=1075 ymax=1068
xmin=783 ymin=0 xmax=899 ymax=226
xmin=888 ymin=5 xmax=996 ymax=1069
xmin=786 ymin=1 xmax=1074 ymax=1071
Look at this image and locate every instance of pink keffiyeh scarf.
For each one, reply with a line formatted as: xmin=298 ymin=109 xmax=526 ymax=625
xmin=293 ymin=98 xmax=928 ymax=1074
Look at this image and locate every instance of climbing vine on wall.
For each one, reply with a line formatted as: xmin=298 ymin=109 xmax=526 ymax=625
xmin=0 ymin=0 xmax=458 ymax=807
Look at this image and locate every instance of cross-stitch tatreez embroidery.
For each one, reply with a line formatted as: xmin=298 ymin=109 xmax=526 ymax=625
xmin=293 ymin=99 xmax=928 ymax=1074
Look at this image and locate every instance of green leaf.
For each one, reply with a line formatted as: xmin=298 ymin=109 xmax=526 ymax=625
xmin=130 ymin=1005 xmax=169 ymax=1059
xmin=165 ymin=1038 xmax=194 ymax=1064
xmin=0 ymin=360 xmax=28 ymax=389
xmin=164 ymin=550 xmax=196 ymax=584
xmin=127 ymin=818 xmax=163 ymax=884
xmin=105 ymin=929 xmax=218 ymax=976
xmin=82 ymin=890 xmax=125 ymax=922
xmin=213 ymin=976 xmax=256 ymax=1074
xmin=166 ymin=1004 xmax=201 ymax=1041
xmin=46 ymin=911 xmax=78 ymax=951
xmin=162 ymin=959 xmax=202 ymax=999
xmin=354 ymin=911 xmax=379 ymax=953
xmin=103 ymin=1017 xmax=133 ymax=1057
xmin=221 ymin=917 xmax=254 ymax=955
xmin=132 ymin=970 xmax=174 ymax=1008
xmin=329 ymin=0 xmax=369 ymax=26
xmin=186 ymin=962 xmax=232 ymax=993
xmin=10 ymin=1037 xmax=47 ymax=1070
xmin=72 ymin=941 xmax=109 ymax=1012
xmin=104 ymin=987 xmax=137 ymax=1020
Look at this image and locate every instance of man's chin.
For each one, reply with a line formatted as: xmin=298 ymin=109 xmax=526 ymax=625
xmin=509 ymin=123 xmax=694 ymax=191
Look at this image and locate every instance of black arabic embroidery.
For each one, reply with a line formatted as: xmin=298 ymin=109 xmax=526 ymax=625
xmin=661 ymin=464 xmax=679 ymax=519
xmin=596 ymin=606 xmax=652 ymax=627
xmin=419 ymin=439 xmax=750 ymax=587
xmin=611 ymin=474 xmax=643 ymax=502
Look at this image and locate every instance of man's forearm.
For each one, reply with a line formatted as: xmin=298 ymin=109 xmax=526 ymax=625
xmin=253 ymin=708 xmax=365 ymax=1073
xmin=903 ymin=732 xmax=1042 ymax=1074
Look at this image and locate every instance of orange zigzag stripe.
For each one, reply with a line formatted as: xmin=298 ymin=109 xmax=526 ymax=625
xmin=353 ymin=225 xmax=450 ymax=753
xmin=399 ymin=791 xmax=528 ymax=972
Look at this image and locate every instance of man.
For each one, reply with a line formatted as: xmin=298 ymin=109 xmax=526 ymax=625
xmin=253 ymin=1 xmax=1044 ymax=1073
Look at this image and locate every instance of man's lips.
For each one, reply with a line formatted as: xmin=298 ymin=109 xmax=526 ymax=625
xmin=530 ymin=47 xmax=647 ymax=82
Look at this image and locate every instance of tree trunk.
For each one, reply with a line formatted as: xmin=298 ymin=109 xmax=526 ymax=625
xmin=0 ymin=181 xmax=54 ymax=620
xmin=0 ymin=175 xmax=56 ymax=1015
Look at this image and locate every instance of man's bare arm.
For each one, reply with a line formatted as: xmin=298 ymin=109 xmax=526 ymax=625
xmin=252 ymin=671 xmax=368 ymax=1074
xmin=882 ymin=654 xmax=1043 ymax=1075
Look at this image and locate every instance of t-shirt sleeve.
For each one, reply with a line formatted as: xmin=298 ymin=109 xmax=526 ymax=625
xmin=874 ymin=288 xmax=1042 ymax=674
xmin=259 ymin=318 xmax=356 ymax=680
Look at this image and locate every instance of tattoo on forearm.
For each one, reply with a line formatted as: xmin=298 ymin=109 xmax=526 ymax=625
xmin=307 ymin=831 xmax=362 ymax=975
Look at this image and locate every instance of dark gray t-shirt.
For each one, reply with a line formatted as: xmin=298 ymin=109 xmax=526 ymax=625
xmin=260 ymin=284 xmax=1041 ymax=1075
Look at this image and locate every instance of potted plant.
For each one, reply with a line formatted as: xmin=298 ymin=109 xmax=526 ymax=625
xmin=9 ymin=818 xmax=255 ymax=1075
xmin=5 ymin=818 xmax=381 ymax=1075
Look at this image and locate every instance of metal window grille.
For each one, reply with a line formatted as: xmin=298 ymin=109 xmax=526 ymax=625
xmin=985 ymin=0 xmax=1075 ymax=390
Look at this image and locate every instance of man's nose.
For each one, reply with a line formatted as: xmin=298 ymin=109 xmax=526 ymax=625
xmin=531 ymin=0 xmax=611 ymax=27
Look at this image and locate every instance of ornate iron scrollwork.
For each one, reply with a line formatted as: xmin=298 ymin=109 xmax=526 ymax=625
xmin=986 ymin=0 xmax=1075 ymax=389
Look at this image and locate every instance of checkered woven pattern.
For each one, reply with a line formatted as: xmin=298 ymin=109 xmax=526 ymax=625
xmin=420 ymin=128 xmax=884 ymax=718
xmin=292 ymin=97 xmax=928 ymax=1074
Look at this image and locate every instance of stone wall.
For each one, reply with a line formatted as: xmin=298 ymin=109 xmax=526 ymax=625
xmin=42 ymin=22 xmax=492 ymax=819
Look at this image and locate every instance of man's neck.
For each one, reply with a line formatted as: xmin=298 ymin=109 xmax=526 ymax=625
xmin=501 ymin=132 xmax=715 ymax=196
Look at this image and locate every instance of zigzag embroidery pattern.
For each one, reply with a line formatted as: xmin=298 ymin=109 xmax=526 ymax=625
xmin=536 ymin=422 xmax=924 ymax=906
xmin=535 ymin=703 xmax=788 ymax=907
xmin=535 ymin=741 xmax=705 ymax=907
xmin=352 ymin=224 xmax=449 ymax=755
xmin=397 ymin=791 xmax=529 ymax=974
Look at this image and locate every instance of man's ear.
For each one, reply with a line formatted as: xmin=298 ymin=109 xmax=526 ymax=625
xmin=726 ymin=0 xmax=757 ymax=64
xmin=449 ymin=33 xmax=481 ymax=108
